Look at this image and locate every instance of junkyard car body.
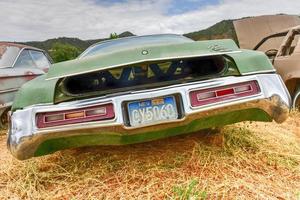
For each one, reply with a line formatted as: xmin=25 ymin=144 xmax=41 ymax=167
xmin=8 ymin=34 xmax=291 ymax=160
xmin=0 ymin=42 xmax=51 ymax=127
xmin=255 ymin=26 xmax=300 ymax=109
xmin=234 ymin=15 xmax=300 ymax=109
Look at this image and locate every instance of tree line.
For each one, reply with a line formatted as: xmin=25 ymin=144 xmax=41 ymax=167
xmin=50 ymin=32 xmax=119 ymax=63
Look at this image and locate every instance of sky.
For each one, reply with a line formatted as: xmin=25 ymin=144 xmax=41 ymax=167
xmin=0 ymin=0 xmax=299 ymax=42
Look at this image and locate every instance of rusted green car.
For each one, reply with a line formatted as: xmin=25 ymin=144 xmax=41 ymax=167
xmin=8 ymin=34 xmax=291 ymax=160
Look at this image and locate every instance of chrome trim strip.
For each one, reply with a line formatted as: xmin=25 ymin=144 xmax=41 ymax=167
xmin=292 ymin=90 xmax=300 ymax=109
xmin=0 ymin=88 xmax=19 ymax=94
xmin=241 ymin=69 xmax=276 ymax=75
xmin=11 ymin=47 xmax=26 ymax=68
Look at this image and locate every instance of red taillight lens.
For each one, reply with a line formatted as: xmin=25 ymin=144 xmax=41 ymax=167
xmin=216 ymin=88 xmax=234 ymax=97
xmin=36 ymin=104 xmax=114 ymax=128
xmin=190 ymin=81 xmax=260 ymax=107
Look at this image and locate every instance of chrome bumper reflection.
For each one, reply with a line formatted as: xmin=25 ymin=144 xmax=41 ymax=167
xmin=8 ymin=74 xmax=291 ymax=160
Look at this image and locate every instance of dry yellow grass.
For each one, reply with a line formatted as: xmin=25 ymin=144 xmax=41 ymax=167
xmin=0 ymin=112 xmax=299 ymax=199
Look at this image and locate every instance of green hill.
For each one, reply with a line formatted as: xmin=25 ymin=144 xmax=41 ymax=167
xmin=184 ymin=20 xmax=238 ymax=44
xmin=22 ymin=31 xmax=135 ymax=53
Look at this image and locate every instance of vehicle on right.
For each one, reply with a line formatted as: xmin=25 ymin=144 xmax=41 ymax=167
xmin=253 ymin=25 xmax=300 ymax=110
xmin=234 ymin=15 xmax=300 ymax=110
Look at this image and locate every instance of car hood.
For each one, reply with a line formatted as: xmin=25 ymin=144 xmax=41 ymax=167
xmin=233 ymin=15 xmax=300 ymax=51
xmin=46 ymin=39 xmax=241 ymax=80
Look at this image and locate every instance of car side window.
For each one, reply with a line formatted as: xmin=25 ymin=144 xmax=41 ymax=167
xmin=13 ymin=49 xmax=37 ymax=68
xmin=278 ymin=31 xmax=300 ymax=57
xmin=29 ymin=50 xmax=50 ymax=69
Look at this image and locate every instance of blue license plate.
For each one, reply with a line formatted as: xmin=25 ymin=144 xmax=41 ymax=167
xmin=127 ymin=96 xmax=178 ymax=127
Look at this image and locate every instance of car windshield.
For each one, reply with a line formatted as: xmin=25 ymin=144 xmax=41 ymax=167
xmin=79 ymin=35 xmax=193 ymax=58
xmin=0 ymin=45 xmax=21 ymax=68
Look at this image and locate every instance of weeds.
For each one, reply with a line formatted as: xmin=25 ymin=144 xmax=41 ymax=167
xmin=223 ymin=126 xmax=263 ymax=154
xmin=172 ymin=179 xmax=207 ymax=200
xmin=266 ymin=153 xmax=299 ymax=169
xmin=0 ymin=113 xmax=299 ymax=199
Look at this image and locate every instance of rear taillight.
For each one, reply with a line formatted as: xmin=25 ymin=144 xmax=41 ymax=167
xmin=36 ymin=104 xmax=114 ymax=128
xmin=189 ymin=81 xmax=260 ymax=107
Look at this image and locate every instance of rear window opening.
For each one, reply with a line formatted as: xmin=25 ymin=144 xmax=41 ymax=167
xmin=62 ymin=56 xmax=227 ymax=96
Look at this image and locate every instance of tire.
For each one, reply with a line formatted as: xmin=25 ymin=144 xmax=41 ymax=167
xmin=292 ymin=86 xmax=300 ymax=111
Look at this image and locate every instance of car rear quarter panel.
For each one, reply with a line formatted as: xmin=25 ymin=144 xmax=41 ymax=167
xmin=228 ymin=49 xmax=274 ymax=74
xmin=11 ymin=75 xmax=58 ymax=111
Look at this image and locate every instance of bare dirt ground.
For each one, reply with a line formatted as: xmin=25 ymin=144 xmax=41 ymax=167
xmin=0 ymin=112 xmax=299 ymax=199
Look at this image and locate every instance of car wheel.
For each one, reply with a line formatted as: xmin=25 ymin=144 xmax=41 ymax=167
xmin=292 ymin=86 xmax=300 ymax=111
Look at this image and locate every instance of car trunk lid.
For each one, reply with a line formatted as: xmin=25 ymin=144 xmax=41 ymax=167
xmin=46 ymin=39 xmax=241 ymax=80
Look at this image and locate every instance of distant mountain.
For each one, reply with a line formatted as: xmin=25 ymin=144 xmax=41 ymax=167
xmin=22 ymin=15 xmax=299 ymax=54
xmin=184 ymin=14 xmax=300 ymax=44
xmin=184 ymin=20 xmax=238 ymax=44
xmin=22 ymin=31 xmax=136 ymax=53
xmin=24 ymin=37 xmax=94 ymax=52
xmin=117 ymin=31 xmax=136 ymax=38
xmin=22 ymin=21 xmax=238 ymax=54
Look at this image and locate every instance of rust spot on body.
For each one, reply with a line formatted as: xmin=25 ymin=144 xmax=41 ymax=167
xmin=24 ymin=71 xmax=37 ymax=81
xmin=0 ymin=42 xmax=40 ymax=51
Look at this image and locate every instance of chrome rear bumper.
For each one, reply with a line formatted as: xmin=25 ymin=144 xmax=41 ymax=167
xmin=8 ymin=74 xmax=291 ymax=160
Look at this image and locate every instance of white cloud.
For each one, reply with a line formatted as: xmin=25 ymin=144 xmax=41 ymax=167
xmin=0 ymin=0 xmax=299 ymax=41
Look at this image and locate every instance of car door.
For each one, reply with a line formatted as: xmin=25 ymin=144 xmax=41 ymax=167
xmin=273 ymin=28 xmax=300 ymax=102
xmin=274 ymin=28 xmax=300 ymax=83
xmin=0 ymin=49 xmax=51 ymax=109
